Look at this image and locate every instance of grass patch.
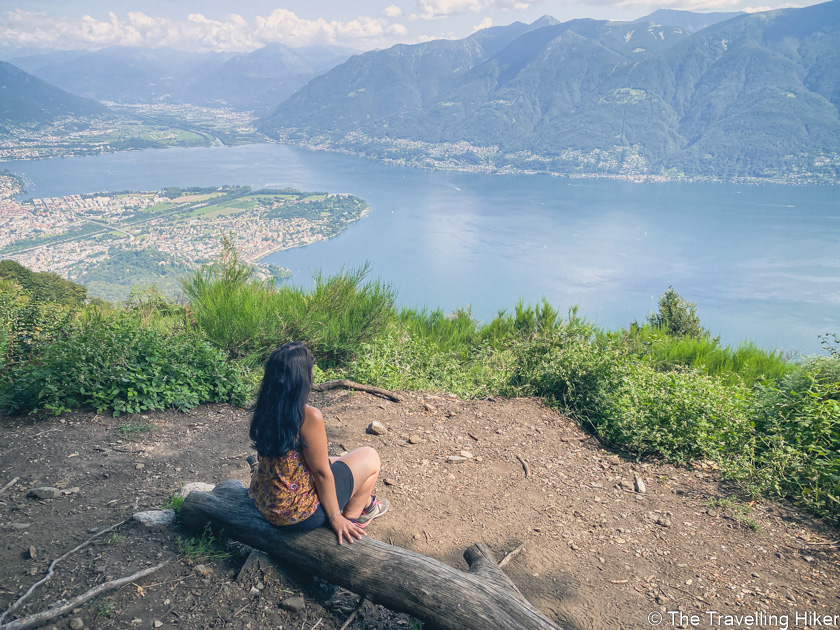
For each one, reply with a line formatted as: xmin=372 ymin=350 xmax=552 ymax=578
xmin=107 ymin=533 xmax=127 ymax=544
xmin=176 ymin=525 xmax=231 ymax=560
xmin=707 ymin=496 xmax=761 ymax=531
xmin=92 ymin=599 xmax=117 ymax=618
xmin=163 ymin=494 xmax=185 ymax=512
xmin=117 ymin=421 xmax=155 ymax=439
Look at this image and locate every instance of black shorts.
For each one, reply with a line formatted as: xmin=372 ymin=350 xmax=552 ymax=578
xmin=279 ymin=460 xmax=354 ymax=532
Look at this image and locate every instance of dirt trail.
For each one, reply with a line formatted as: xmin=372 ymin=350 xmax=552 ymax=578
xmin=1 ymin=390 xmax=838 ymax=630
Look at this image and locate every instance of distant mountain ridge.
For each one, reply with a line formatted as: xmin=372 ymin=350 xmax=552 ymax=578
xmin=0 ymin=61 xmax=107 ymax=133
xmin=11 ymin=44 xmax=359 ymax=113
xmin=632 ymin=9 xmax=744 ymax=31
xmin=259 ymin=1 xmax=840 ymax=181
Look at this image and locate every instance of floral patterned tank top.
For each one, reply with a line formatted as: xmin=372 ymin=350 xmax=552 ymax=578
xmin=249 ymin=449 xmax=319 ymax=526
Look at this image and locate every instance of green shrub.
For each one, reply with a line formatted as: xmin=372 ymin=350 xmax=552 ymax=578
xmin=646 ymin=286 xmax=711 ymax=339
xmin=183 ymin=239 xmax=395 ymax=366
xmin=346 ymin=326 xmax=511 ymax=399
xmin=0 ymin=282 xmax=75 ymax=370
xmin=0 ymin=311 xmax=249 ymax=416
xmin=0 ymin=259 xmax=87 ymax=307
xmin=601 ymin=363 xmax=752 ymax=461
xmin=507 ymin=323 xmax=625 ymax=426
xmin=619 ymin=324 xmax=791 ymax=386
xmin=743 ymin=357 xmax=840 ymax=521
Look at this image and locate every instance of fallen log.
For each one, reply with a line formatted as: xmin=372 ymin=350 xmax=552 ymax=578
xmin=312 ymin=379 xmax=402 ymax=402
xmin=180 ymin=480 xmax=559 ymax=630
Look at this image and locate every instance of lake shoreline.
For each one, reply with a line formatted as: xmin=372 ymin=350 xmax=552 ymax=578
xmin=265 ymin=136 xmax=840 ymax=187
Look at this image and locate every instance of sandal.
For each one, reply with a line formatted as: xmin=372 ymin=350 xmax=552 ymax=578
xmin=351 ymin=496 xmax=390 ymax=528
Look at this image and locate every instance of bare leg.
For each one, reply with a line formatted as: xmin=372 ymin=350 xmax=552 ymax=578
xmin=338 ymin=446 xmax=381 ymax=519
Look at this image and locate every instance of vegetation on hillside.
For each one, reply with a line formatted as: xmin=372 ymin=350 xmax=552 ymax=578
xmin=261 ymin=2 xmax=840 ymax=182
xmin=0 ymin=252 xmax=837 ymax=525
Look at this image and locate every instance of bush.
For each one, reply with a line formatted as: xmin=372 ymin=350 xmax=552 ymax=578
xmin=345 ymin=326 xmax=511 ymax=399
xmin=0 ymin=282 xmax=75 ymax=370
xmin=183 ymin=239 xmax=395 ymax=366
xmin=0 ymin=311 xmax=249 ymax=416
xmin=507 ymin=322 xmax=625 ymax=426
xmin=742 ymin=357 xmax=840 ymax=521
xmin=646 ymin=287 xmax=711 ymax=339
xmin=601 ymin=364 xmax=752 ymax=461
xmin=618 ymin=324 xmax=791 ymax=386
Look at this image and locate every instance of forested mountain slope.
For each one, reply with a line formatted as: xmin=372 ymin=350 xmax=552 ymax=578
xmin=0 ymin=61 xmax=107 ymax=132
xmin=260 ymin=1 xmax=840 ymax=180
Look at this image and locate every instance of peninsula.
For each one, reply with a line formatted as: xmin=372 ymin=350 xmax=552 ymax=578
xmin=0 ymin=174 xmax=368 ymax=301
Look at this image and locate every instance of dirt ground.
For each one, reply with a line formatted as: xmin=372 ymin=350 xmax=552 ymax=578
xmin=1 ymin=389 xmax=838 ymax=630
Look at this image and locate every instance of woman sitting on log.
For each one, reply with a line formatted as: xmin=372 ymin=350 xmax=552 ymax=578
xmin=248 ymin=341 xmax=389 ymax=545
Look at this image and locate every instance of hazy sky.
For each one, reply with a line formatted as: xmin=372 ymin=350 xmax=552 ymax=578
xmin=0 ymin=0 xmax=820 ymax=53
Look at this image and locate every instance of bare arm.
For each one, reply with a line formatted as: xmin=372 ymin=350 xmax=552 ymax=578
xmin=300 ymin=405 xmax=365 ymax=545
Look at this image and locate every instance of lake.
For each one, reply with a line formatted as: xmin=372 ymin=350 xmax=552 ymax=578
xmin=7 ymin=143 xmax=840 ymax=355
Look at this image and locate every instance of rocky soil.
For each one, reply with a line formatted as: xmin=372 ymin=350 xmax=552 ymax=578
xmin=1 ymin=389 xmax=838 ymax=630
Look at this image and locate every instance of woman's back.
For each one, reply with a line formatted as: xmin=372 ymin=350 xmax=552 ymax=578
xmin=249 ymin=448 xmax=319 ymax=526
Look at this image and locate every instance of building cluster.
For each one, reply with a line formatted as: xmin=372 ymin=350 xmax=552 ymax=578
xmin=1 ymin=184 xmax=340 ymax=281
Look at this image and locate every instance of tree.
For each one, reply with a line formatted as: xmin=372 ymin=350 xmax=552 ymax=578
xmin=646 ymin=287 xmax=710 ymax=339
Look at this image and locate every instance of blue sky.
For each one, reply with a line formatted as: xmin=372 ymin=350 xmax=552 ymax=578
xmin=0 ymin=0 xmax=820 ymax=53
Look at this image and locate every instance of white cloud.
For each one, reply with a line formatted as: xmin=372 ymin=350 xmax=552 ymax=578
xmin=384 ymin=5 xmax=403 ymax=17
xmin=415 ymin=0 xmax=544 ymax=19
xmin=473 ymin=17 xmax=493 ymax=31
xmin=0 ymin=8 xmax=408 ymax=52
xmin=743 ymin=2 xmax=801 ymax=10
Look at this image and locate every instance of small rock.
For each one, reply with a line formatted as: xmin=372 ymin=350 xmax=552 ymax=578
xmin=69 ymin=618 xmax=84 ymax=630
xmin=28 ymin=487 xmax=60 ymax=500
xmin=249 ymin=586 xmax=260 ymax=596
xmin=154 ymin=622 xmax=163 ymax=628
xmin=459 ymin=451 xmax=474 ymax=459
xmin=615 ymin=538 xmax=626 ymax=544
xmin=163 ymin=599 xmax=171 ymax=606
xmin=751 ymin=572 xmax=760 ymax=578
xmin=280 ymin=596 xmax=306 ymax=613
xmin=28 ymin=546 xmax=36 ymax=559
xmin=195 ymin=564 xmax=213 ymax=576
xmin=62 ymin=487 xmax=80 ymax=495
xmin=604 ymin=455 xmax=621 ymax=465
xmin=383 ymin=478 xmax=397 ymax=486
xmin=174 ymin=482 xmax=216 ymax=499
xmin=131 ymin=618 xmax=142 ymax=625
xmin=421 ymin=459 xmax=430 ymax=466
xmin=135 ymin=464 xmax=144 ymax=470
xmin=422 ymin=402 xmax=436 ymax=413
xmin=408 ymin=435 xmax=422 ymax=444
xmin=686 ymin=579 xmax=693 ymax=586
xmin=132 ymin=509 xmax=176 ymax=528
xmin=634 ymin=474 xmax=647 ymax=494
xmin=446 ymin=455 xmax=468 ymax=464
xmin=656 ymin=516 xmax=672 ymax=528
xmin=367 ymin=421 xmax=387 ymax=436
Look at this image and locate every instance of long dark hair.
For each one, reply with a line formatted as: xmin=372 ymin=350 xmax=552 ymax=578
xmin=250 ymin=342 xmax=315 ymax=458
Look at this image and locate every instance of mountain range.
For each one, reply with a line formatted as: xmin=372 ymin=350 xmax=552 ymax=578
xmin=2 ymin=3 xmax=838 ymax=181
xmin=0 ymin=61 xmax=107 ymax=133
xmin=260 ymin=1 xmax=840 ymax=180
xmin=10 ymin=44 xmax=358 ymax=114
